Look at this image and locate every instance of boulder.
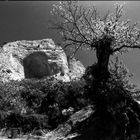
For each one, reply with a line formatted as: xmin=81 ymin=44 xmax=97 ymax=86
xmin=27 ymin=106 xmax=94 ymax=140
xmin=0 ymin=39 xmax=85 ymax=82
xmin=68 ymin=57 xmax=85 ymax=80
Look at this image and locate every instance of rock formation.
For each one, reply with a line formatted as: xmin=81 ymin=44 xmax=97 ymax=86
xmin=0 ymin=39 xmax=85 ymax=82
xmin=68 ymin=57 xmax=85 ymax=80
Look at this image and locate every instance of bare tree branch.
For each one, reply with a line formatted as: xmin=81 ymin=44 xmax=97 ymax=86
xmin=51 ymin=1 xmax=140 ymax=57
xmin=113 ymin=44 xmax=140 ymax=53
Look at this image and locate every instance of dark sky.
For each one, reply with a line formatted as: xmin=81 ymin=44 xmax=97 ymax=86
xmin=1 ymin=1 xmax=140 ymax=87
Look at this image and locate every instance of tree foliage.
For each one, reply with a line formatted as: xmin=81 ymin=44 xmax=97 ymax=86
xmin=51 ymin=1 xmax=140 ymax=57
xmin=109 ymin=56 xmax=137 ymax=91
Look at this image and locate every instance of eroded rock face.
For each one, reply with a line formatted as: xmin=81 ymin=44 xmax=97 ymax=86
xmin=31 ymin=106 xmax=94 ymax=140
xmin=68 ymin=57 xmax=85 ymax=80
xmin=0 ymin=39 xmax=85 ymax=82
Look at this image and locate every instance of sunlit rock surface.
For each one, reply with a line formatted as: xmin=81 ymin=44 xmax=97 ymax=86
xmin=42 ymin=106 xmax=93 ymax=140
xmin=0 ymin=39 xmax=85 ymax=82
xmin=68 ymin=57 xmax=85 ymax=80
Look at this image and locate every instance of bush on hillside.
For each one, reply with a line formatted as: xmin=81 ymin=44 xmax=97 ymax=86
xmin=77 ymin=58 xmax=140 ymax=139
xmin=0 ymin=76 xmax=87 ymax=134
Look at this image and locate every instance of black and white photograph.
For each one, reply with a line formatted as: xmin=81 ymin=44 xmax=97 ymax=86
xmin=0 ymin=1 xmax=140 ymax=140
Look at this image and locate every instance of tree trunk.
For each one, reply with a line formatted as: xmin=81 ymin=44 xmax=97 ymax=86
xmin=96 ymin=44 xmax=110 ymax=78
xmin=93 ymin=35 xmax=113 ymax=81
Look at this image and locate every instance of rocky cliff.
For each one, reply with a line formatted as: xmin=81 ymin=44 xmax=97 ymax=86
xmin=0 ymin=39 xmax=85 ymax=82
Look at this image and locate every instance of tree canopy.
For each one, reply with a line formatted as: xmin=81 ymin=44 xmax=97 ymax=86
xmin=51 ymin=1 xmax=140 ymax=56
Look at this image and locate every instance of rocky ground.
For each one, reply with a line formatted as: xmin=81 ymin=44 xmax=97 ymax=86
xmin=0 ymin=106 xmax=93 ymax=140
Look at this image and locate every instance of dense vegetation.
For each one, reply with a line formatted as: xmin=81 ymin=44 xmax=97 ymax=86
xmin=77 ymin=58 xmax=140 ymax=140
xmin=0 ymin=56 xmax=139 ymax=139
xmin=0 ymin=76 xmax=87 ymax=137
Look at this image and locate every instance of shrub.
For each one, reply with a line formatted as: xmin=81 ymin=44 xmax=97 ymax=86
xmin=0 ymin=76 xmax=87 ymax=133
xmin=80 ymin=58 xmax=140 ymax=139
xmin=20 ymin=77 xmax=87 ymax=129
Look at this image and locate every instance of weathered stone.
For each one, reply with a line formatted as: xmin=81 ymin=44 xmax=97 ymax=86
xmin=43 ymin=106 xmax=94 ymax=140
xmin=68 ymin=57 xmax=85 ymax=80
xmin=0 ymin=39 xmax=85 ymax=82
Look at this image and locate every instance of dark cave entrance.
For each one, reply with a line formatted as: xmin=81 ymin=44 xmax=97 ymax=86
xmin=23 ymin=51 xmax=52 ymax=79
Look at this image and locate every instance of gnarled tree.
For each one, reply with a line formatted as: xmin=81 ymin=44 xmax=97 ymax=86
xmin=50 ymin=1 xmax=140 ymax=81
xmin=50 ymin=2 xmax=140 ymax=139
